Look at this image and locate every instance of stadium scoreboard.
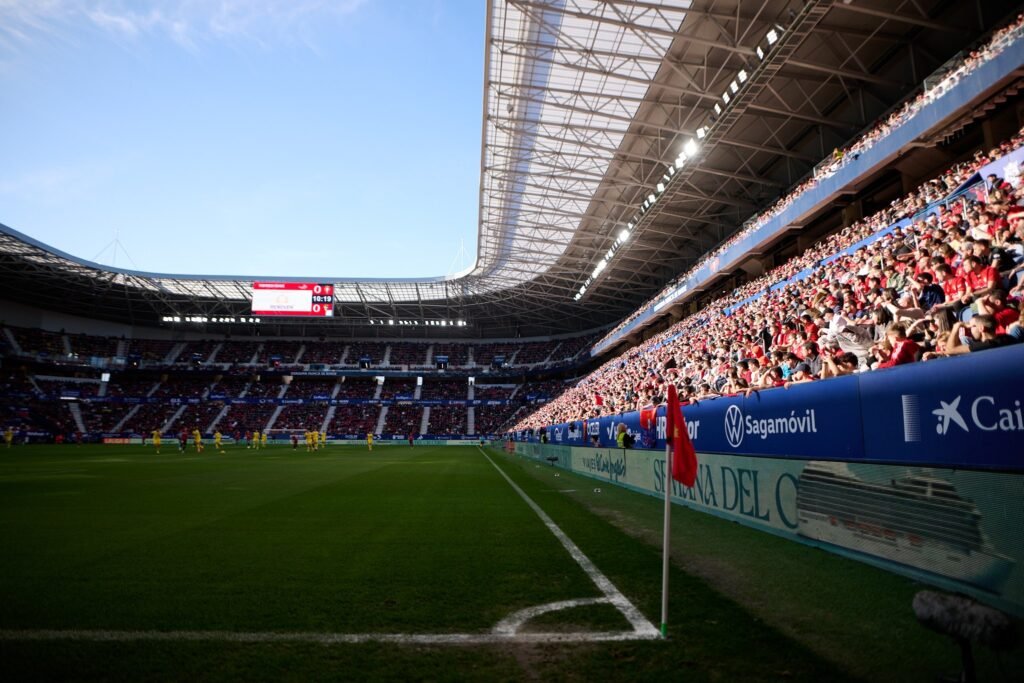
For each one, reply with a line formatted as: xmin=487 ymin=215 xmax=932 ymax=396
xmin=251 ymin=282 xmax=334 ymax=317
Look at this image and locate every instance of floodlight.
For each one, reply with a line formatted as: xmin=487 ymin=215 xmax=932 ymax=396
xmin=714 ymin=103 xmax=722 ymax=115
xmin=696 ymin=126 xmax=707 ymax=139
xmin=767 ymin=28 xmax=778 ymax=45
xmin=656 ymin=182 xmax=665 ymax=193
xmin=756 ymin=45 xmax=765 ymax=60
xmin=683 ymin=138 xmax=699 ymax=157
xmin=619 ymin=229 xmax=630 ymax=242
xmin=729 ymin=80 xmax=739 ymax=94
xmin=722 ymin=91 xmax=731 ymax=104
xmin=675 ymin=155 xmax=686 ymax=167
xmin=388 ymin=319 xmax=394 ymax=325
xmin=738 ymin=69 xmax=748 ymax=83
xmin=648 ymin=193 xmax=657 ymax=205
xmin=667 ymin=165 xmax=676 ymax=176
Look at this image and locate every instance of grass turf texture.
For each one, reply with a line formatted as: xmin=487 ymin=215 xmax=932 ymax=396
xmin=0 ymin=444 xmax=1014 ymax=681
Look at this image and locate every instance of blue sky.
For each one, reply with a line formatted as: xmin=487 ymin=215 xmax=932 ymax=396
xmin=0 ymin=0 xmax=484 ymax=279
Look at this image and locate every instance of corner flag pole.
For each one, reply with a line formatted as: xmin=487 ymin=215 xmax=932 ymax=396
xmin=660 ymin=439 xmax=672 ymax=637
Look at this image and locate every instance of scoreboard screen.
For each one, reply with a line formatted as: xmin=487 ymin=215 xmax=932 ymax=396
xmin=251 ymin=282 xmax=334 ymax=317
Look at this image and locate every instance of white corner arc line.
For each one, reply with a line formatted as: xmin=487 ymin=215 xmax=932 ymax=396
xmin=493 ymin=597 xmax=611 ymax=635
xmin=478 ymin=448 xmax=660 ymax=638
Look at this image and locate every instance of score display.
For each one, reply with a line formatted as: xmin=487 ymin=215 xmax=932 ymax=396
xmin=251 ymin=282 xmax=334 ymax=317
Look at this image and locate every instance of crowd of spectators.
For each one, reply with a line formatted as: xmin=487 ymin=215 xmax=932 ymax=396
xmin=67 ymin=333 xmax=120 ymax=358
xmin=421 ymin=379 xmax=466 ymax=400
xmin=327 ymin=405 xmax=380 ymax=435
xmin=427 ymin=406 xmax=465 ymax=435
xmin=104 ymin=376 xmax=160 ymax=397
xmin=120 ymin=404 xmax=180 ymax=435
xmin=516 ymin=127 xmax=1024 ymax=431
xmin=174 ymin=403 xmax=227 ymax=434
xmin=387 ymin=343 xmax=428 ymax=367
xmin=258 ymin=341 xmax=301 ymax=365
xmin=151 ymin=377 xmax=214 ymax=398
xmin=125 ymin=338 xmax=179 ymax=362
xmin=219 ymin=404 xmax=278 ymax=436
xmin=285 ymin=379 xmax=338 ymax=399
xmin=301 ymin=341 xmax=348 ymax=365
xmin=473 ymin=384 xmax=515 ymax=400
xmin=475 ymin=343 xmax=520 ymax=366
xmin=9 ymin=327 xmax=65 ymax=357
xmin=345 ymin=342 xmax=388 ymax=366
xmin=380 ymin=379 xmax=417 ymax=399
xmin=593 ymin=14 xmax=1024 ymax=351
xmin=474 ymin=405 xmax=521 ymax=435
xmin=431 ymin=344 xmax=469 ymax=367
xmin=244 ymin=378 xmax=284 ymax=398
xmin=383 ymin=405 xmax=423 ymax=434
xmin=35 ymin=377 xmax=101 ymax=397
xmin=335 ymin=377 xmax=379 ymax=399
xmin=214 ymin=341 xmax=262 ymax=364
xmin=273 ymin=404 xmax=329 ymax=432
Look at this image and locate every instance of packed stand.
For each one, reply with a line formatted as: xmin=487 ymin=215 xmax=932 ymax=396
xmin=380 ymin=379 xmax=417 ymax=399
xmin=105 ymin=376 xmax=159 ymax=397
xmin=245 ymin=378 xmax=284 ymax=398
xmin=517 ymin=128 xmax=1024 ymax=431
xmin=383 ymin=405 xmax=423 ymax=435
xmin=151 ymin=377 xmax=213 ymax=398
xmin=121 ymin=404 xmax=181 ymax=435
xmin=474 ymin=343 xmax=520 ymax=367
xmin=431 ymin=344 xmax=469 ymax=367
xmin=10 ymin=326 xmax=65 ymax=357
xmin=219 ymin=404 xmax=278 ymax=436
xmin=427 ymin=406 xmax=465 ymax=435
xmin=510 ymin=340 xmax=558 ymax=365
xmin=301 ymin=341 xmax=348 ymax=365
xmin=174 ymin=403 xmax=227 ymax=433
xmin=421 ymin=379 xmax=466 ymax=400
xmin=257 ymin=341 xmax=301 ymax=365
xmin=387 ymin=343 xmax=427 ymax=367
xmin=594 ymin=14 xmax=1024 ymax=351
xmin=327 ymin=405 xmax=379 ymax=435
xmin=125 ymin=338 xmax=179 ymax=363
xmin=474 ymin=405 xmax=521 ymax=435
xmin=215 ymin=340 xmax=261 ymax=365
xmin=473 ymin=384 xmax=516 ymax=400
xmin=273 ymin=404 xmax=329 ymax=431
xmin=335 ymin=377 xmax=378 ymax=399
xmin=286 ymin=378 xmax=338 ymax=399
xmin=346 ymin=342 xmax=388 ymax=366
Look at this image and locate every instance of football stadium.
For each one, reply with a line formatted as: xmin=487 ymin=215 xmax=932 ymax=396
xmin=2 ymin=1 xmax=1024 ymax=680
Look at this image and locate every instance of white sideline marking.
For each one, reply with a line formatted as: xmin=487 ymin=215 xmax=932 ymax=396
xmin=478 ymin=448 xmax=660 ymax=638
xmin=0 ymin=628 xmax=659 ymax=645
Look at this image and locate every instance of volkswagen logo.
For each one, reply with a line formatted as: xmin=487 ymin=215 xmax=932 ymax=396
xmin=724 ymin=404 xmax=744 ymax=448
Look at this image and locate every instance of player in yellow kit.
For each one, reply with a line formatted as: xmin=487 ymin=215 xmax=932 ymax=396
xmin=192 ymin=429 xmax=203 ymax=453
xmin=151 ymin=430 xmax=161 ymax=454
xmin=304 ymin=430 xmax=311 ymax=452
xmin=260 ymin=431 xmax=268 ymax=449
xmin=252 ymin=430 xmax=261 ymax=450
xmin=366 ymin=431 xmax=373 ymax=451
xmin=320 ymin=431 xmax=326 ymax=450
xmin=4 ymin=427 xmax=14 ymax=449
xmin=214 ymin=430 xmax=224 ymax=453
xmin=312 ymin=429 xmax=320 ymax=451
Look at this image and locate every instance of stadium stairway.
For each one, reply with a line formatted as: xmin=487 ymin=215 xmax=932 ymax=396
xmin=338 ymin=345 xmax=350 ymax=365
xmin=375 ymin=407 xmax=388 ymax=434
xmin=541 ymin=341 xmax=562 ymax=365
xmin=115 ymin=339 xmax=127 ymax=358
xmin=419 ymin=408 xmax=430 ymax=435
xmin=164 ymin=342 xmax=186 ymax=364
xmin=162 ymin=405 xmax=187 ymax=433
xmin=3 ymin=327 xmax=22 ymax=354
xmin=372 ymin=381 xmax=383 ymax=400
xmin=465 ymin=346 xmax=474 ymax=368
xmin=67 ymin=403 xmax=86 ymax=434
xmin=293 ymin=343 xmax=306 ymax=364
xmin=112 ymin=405 xmax=140 ymax=433
xmin=467 ymin=407 xmax=475 ymax=435
xmin=207 ymin=405 xmax=230 ymax=433
xmin=205 ymin=342 xmax=223 ymax=364
xmin=60 ymin=334 xmax=71 ymax=356
xmin=413 ymin=382 xmax=422 ymax=400
xmin=264 ymin=405 xmax=284 ymax=433
xmin=425 ymin=344 xmax=433 ymax=367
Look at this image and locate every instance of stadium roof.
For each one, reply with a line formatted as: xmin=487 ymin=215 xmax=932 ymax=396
xmin=1 ymin=0 xmax=1018 ymax=338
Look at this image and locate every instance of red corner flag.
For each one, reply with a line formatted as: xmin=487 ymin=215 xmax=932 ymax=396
xmin=666 ymin=384 xmax=698 ymax=487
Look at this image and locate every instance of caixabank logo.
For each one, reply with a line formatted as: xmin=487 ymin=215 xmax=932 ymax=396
xmin=902 ymin=393 xmax=1024 ymax=441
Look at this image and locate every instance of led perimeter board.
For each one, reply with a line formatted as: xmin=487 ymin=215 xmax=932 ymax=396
xmin=251 ymin=282 xmax=334 ymax=317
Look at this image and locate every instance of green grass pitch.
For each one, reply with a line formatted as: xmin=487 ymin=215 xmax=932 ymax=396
xmin=0 ymin=443 xmax=1019 ymax=681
